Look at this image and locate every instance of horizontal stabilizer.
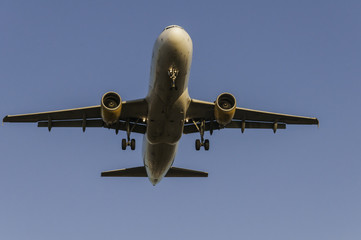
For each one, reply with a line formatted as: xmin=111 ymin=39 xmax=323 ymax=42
xmin=165 ymin=167 xmax=208 ymax=177
xmin=101 ymin=166 xmax=208 ymax=177
xmin=101 ymin=167 xmax=147 ymax=177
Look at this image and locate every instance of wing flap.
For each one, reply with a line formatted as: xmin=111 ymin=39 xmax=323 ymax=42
xmin=38 ymin=119 xmax=104 ymax=128
xmin=37 ymin=120 xmax=147 ymax=133
xmin=184 ymin=120 xmax=286 ymax=134
xmin=225 ymin=121 xmax=286 ymax=129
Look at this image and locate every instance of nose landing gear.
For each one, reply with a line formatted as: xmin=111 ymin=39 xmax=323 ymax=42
xmin=168 ymin=65 xmax=179 ymax=90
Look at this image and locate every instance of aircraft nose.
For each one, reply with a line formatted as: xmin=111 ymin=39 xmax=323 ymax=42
xmin=163 ymin=25 xmax=184 ymax=31
xmin=159 ymin=25 xmax=192 ymax=51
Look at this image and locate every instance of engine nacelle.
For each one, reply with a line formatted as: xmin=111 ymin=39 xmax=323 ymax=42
xmin=101 ymin=91 xmax=122 ymax=125
xmin=214 ymin=93 xmax=236 ymax=126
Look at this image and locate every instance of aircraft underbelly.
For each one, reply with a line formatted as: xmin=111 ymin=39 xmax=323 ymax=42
xmin=143 ymin=90 xmax=190 ymax=184
xmin=143 ymin=141 xmax=178 ymax=182
xmin=146 ymin=95 xmax=184 ymax=143
xmin=143 ymin=25 xmax=193 ymax=184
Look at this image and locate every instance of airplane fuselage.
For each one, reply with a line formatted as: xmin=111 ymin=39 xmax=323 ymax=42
xmin=143 ymin=26 xmax=193 ymax=185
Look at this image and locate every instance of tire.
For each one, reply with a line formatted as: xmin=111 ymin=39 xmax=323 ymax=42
xmin=122 ymin=139 xmax=127 ymax=150
xmin=195 ymin=139 xmax=201 ymax=151
xmin=204 ymin=139 xmax=210 ymax=151
xmin=130 ymin=139 xmax=136 ymax=150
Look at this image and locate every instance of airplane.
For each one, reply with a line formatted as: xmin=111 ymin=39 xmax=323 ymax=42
xmin=3 ymin=25 xmax=319 ymax=185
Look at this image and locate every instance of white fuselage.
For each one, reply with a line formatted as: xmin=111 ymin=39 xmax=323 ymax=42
xmin=142 ymin=26 xmax=193 ymax=185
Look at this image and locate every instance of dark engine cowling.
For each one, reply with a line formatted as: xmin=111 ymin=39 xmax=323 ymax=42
xmin=101 ymin=91 xmax=122 ymax=125
xmin=214 ymin=93 xmax=236 ymax=126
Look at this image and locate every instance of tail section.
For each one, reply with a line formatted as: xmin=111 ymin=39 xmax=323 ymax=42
xmin=101 ymin=166 xmax=208 ymax=177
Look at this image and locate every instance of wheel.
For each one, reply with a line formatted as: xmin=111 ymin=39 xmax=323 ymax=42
xmin=122 ymin=139 xmax=127 ymax=150
xmin=195 ymin=139 xmax=201 ymax=151
xmin=130 ymin=139 xmax=136 ymax=150
xmin=204 ymin=139 xmax=209 ymax=151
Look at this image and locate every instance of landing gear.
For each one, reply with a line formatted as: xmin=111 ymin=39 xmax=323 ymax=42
xmin=193 ymin=119 xmax=210 ymax=151
xmin=122 ymin=139 xmax=127 ymax=150
xmin=195 ymin=139 xmax=201 ymax=151
xmin=194 ymin=138 xmax=210 ymax=151
xmin=204 ymin=139 xmax=209 ymax=151
xmin=121 ymin=138 xmax=136 ymax=150
xmin=130 ymin=139 xmax=136 ymax=150
xmin=121 ymin=119 xmax=136 ymax=150
xmin=168 ymin=65 xmax=179 ymax=90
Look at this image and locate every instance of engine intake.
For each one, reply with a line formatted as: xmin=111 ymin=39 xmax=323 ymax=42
xmin=101 ymin=91 xmax=122 ymax=125
xmin=214 ymin=93 xmax=236 ymax=126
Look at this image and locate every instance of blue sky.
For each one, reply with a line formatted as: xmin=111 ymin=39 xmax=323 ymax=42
xmin=1 ymin=1 xmax=360 ymax=239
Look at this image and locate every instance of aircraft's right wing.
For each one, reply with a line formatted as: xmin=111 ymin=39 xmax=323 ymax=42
xmin=3 ymin=105 xmax=101 ymax=123
xmin=184 ymin=99 xmax=318 ymax=134
xmin=3 ymin=98 xmax=148 ymax=134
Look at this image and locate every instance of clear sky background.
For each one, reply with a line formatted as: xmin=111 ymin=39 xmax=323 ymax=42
xmin=1 ymin=1 xmax=360 ymax=239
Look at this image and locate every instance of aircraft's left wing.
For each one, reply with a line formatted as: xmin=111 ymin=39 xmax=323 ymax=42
xmin=184 ymin=98 xmax=318 ymax=134
xmin=3 ymin=98 xmax=148 ymax=134
xmin=3 ymin=105 xmax=101 ymax=122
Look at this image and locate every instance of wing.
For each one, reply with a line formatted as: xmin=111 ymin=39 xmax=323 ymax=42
xmin=184 ymin=99 xmax=318 ymax=134
xmin=3 ymin=98 xmax=148 ymax=134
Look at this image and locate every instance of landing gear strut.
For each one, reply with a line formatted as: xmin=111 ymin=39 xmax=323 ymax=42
xmin=193 ymin=119 xmax=210 ymax=151
xmin=168 ymin=65 xmax=179 ymax=90
xmin=121 ymin=119 xmax=136 ymax=150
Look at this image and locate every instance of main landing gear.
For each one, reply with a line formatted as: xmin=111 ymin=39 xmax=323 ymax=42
xmin=122 ymin=138 xmax=135 ymax=150
xmin=121 ymin=119 xmax=136 ymax=150
xmin=193 ymin=119 xmax=210 ymax=151
xmin=195 ymin=139 xmax=209 ymax=151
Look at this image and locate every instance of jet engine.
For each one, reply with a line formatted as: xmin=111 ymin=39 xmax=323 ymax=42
xmin=214 ymin=93 xmax=236 ymax=126
xmin=101 ymin=91 xmax=122 ymax=125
